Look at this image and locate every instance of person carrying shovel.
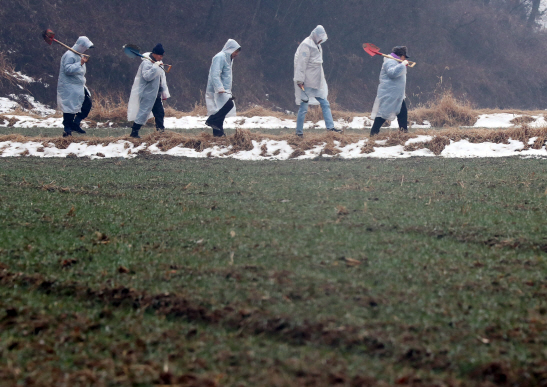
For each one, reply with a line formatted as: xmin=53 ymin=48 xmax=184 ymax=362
xmin=369 ymin=46 xmax=410 ymax=136
xmin=293 ymin=25 xmax=341 ymax=138
xmin=57 ymin=36 xmax=94 ymax=137
xmin=127 ymin=44 xmax=170 ymax=139
xmin=205 ymin=39 xmax=241 ymax=137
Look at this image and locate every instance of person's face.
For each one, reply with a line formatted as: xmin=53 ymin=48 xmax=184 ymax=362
xmin=152 ymin=53 xmax=163 ymax=62
xmin=231 ymin=49 xmax=240 ymax=60
xmin=400 ymin=55 xmax=407 ymax=60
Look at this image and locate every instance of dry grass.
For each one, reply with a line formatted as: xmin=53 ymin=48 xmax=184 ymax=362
xmin=410 ymin=90 xmax=477 ymax=127
xmin=5 ymin=86 xmax=546 ymax=135
xmin=0 ymin=51 xmax=16 ymax=87
xmin=510 ymin=115 xmax=536 ymax=126
xmin=238 ymin=106 xmax=292 ymax=119
xmin=2 ymin=126 xmax=547 ymax=157
xmin=87 ymin=92 xmax=130 ymax=125
xmin=164 ymin=101 xmax=208 ymax=118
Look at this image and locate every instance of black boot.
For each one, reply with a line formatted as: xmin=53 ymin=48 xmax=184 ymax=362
xmin=62 ymin=113 xmax=74 ymax=137
xmin=212 ymin=128 xmax=225 ymax=137
xmin=72 ymin=120 xmax=86 ymax=134
xmin=130 ymin=123 xmax=141 ymax=139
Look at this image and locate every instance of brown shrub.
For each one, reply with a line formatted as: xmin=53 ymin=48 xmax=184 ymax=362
xmin=510 ymin=115 xmax=535 ymax=126
xmin=423 ymin=136 xmax=451 ymax=155
xmin=239 ymin=105 xmax=292 ymax=119
xmin=306 ymin=105 xmax=326 ymax=123
xmin=0 ymin=51 xmax=16 ymax=87
xmin=361 ymin=141 xmax=375 ymax=154
xmin=289 ymin=149 xmax=305 ymax=158
xmin=228 ymin=129 xmax=255 ymax=151
xmin=87 ymin=92 xmax=130 ymax=124
xmin=403 ymin=142 xmax=425 ymax=152
xmin=410 ymin=90 xmax=477 ymax=127
xmin=170 ymin=102 xmax=208 ymax=117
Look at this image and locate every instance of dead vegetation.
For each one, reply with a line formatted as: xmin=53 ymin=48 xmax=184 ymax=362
xmin=2 ymin=125 xmax=547 ymax=158
xmin=0 ymin=51 xmax=16 ymax=87
xmin=87 ymin=92 xmax=129 ymax=125
xmin=410 ymin=90 xmax=477 ymax=127
xmin=3 ymin=88 xmax=547 ymax=132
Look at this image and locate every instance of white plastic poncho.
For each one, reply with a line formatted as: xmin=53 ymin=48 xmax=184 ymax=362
xmin=127 ymin=53 xmax=170 ymax=125
xmin=57 ymin=36 xmax=93 ymax=114
xmin=205 ymin=39 xmax=240 ymax=116
xmin=293 ymin=25 xmax=329 ymax=106
xmin=371 ymin=57 xmax=407 ymax=121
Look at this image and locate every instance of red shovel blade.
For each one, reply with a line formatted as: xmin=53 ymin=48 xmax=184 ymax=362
xmin=363 ymin=43 xmax=381 ymax=57
xmin=42 ymin=29 xmax=55 ymax=45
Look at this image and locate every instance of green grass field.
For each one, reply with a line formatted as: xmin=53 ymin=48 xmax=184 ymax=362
xmin=1 ymin=154 xmax=547 ymax=386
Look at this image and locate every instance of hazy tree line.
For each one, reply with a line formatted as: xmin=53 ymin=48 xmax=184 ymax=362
xmin=1 ymin=0 xmax=547 ymax=111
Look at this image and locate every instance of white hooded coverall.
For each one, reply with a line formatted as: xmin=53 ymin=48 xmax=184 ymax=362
xmin=127 ymin=53 xmax=170 ymax=125
xmin=371 ymin=57 xmax=407 ymax=121
xmin=293 ymin=25 xmax=329 ymax=106
xmin=57 ymin=36 xmax=93 ymax=114
xmin=205 ymin=39 xmax=241 ymax=117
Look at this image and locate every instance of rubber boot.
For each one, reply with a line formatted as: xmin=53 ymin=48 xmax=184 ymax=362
xmin=62 ymin=113 xmax=74 ymax=137
xmin=72 ymin=120 xmax=86 ymax=134
xmin=130 ymin=123 xmax=141 ymax=139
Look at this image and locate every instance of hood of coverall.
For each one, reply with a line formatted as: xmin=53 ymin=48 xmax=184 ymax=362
xmin=221 ymin=39 xmax=241 ymax=56
xmin=72 ymin=36 xmax=94 ymax=54
xmin=310 ymin=25 xmax=328 ymax=45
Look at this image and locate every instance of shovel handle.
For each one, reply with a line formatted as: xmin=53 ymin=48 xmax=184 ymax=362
xmin=380 ymin=53 xmax=416 ymax=67
xmin=138 ymin=54 xmax=172 ymax=73
xmin=54 ymin=39 xmax=90 ymax=59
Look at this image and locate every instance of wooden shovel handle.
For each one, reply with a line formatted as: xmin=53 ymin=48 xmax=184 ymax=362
xmin=140 ymin=55 xmax=172 ymax=73
xmin=380 ymin=53 xmax=416 ymax=67
xmin=54 ymin=39 xmax=90 ymax=58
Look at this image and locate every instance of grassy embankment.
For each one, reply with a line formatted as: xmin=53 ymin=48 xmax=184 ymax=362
xmin=1 ymin=156 xmax=546 ymax=386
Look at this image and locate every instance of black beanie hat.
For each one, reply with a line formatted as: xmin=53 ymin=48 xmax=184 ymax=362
xmin=392 ymin=46 xmax=409 ymax=58
xmin=152 ymin=43 xmax=165 ymax=55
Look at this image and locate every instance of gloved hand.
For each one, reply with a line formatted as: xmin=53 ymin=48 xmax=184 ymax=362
xmin=153 ymin=61 xmax=163 ymax=67
xmin=296 ymin=81 xmax=304 ymax=86
xmin=401 ymin=60 xmax=409 ymax=67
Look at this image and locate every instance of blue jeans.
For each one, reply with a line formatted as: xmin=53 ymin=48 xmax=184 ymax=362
xmin=296 ymin=97 xmax=334 ymax=135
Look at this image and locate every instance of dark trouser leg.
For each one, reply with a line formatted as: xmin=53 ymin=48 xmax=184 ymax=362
xmin=152 ymin=96 xmax=165 ymax=131
xmin=73 ymin=89 xmax=92 ymax=133
xmin=130 ymin=123 xmax=142 ymax=138
xmin=397 ymin=99 xmax=408 ymax=132
xmin=63 ymin=113 xmax=75 ymax=135
xmin=206 ymin=99 xmax=234 ymax=136
xmin=370 ymin=117 xmax=386 ymax=136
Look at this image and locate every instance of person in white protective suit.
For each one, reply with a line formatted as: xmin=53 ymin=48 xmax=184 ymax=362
xmin=57 ymin=36 xmax=94 ymax=137
xmin=205 ymin=39 xmax=241 ymax=137
xmin=370 ymin=46 xmax=410 ymax=136
xmin=293 ymin=25 xmax=341 ymax=137
xmin=127 ymin=44 xmax=170 ymax=139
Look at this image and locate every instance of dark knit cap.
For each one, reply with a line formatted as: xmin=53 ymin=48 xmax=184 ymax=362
xmin=392 ymin=46 xmax=409 ymax=58
xmin=152 ymin=44 xmax=165 ymax=55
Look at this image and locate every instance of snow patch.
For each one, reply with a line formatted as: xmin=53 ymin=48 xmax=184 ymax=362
xmin=0 ymin=97 xmax=19 ymax=114
xmin=3 ymin=136 xmax=545 ymax=160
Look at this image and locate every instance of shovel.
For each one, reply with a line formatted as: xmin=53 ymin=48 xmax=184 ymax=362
xmin=123 ymin=44 xmax=172 ymax=73
xmin=363 ymin=43 xmax=416 ymax=67
xmin=42 ymin=29 xmax=89 ymax=59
